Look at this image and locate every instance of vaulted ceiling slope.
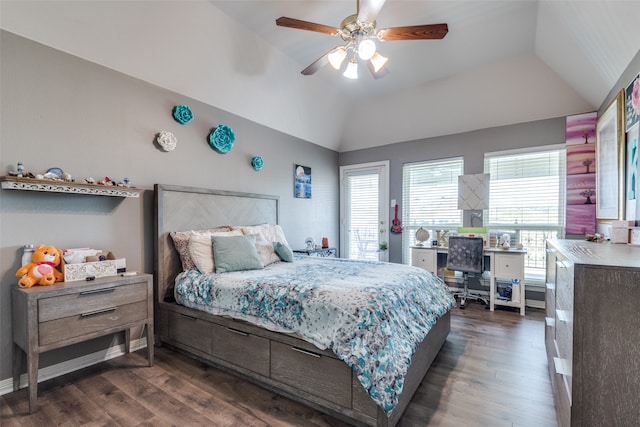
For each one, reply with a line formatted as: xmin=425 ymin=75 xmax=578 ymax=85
xmin=2 ymin=1 xmax=639 ymax=152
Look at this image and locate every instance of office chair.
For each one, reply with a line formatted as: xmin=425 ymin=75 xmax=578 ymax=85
xmin=446 ymin=236 xmax=487 ymax=309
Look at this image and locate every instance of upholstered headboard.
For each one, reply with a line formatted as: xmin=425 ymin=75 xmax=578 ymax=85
xmin=154 ymin=184 xmax=279 ymax=303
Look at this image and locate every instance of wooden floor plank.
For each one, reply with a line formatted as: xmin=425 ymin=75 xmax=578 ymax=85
xmin=1 ymin=304 xmax=558 ymax=426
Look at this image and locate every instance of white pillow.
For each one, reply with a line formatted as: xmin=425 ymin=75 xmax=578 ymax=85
xmin=189 ymin=229 xmax=243 ymax=273
xmin=240 ymin=224 xmax=290 ymax=266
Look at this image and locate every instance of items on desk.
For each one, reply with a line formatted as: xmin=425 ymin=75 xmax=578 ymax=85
xmin=436 ymin=230 xmax=449 ymax=247
xmin=414 ymin=227 xmax=430 ymax=246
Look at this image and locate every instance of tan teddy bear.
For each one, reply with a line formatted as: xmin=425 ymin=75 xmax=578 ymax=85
xmin=16 ymin=244 xmax=64 ymax=288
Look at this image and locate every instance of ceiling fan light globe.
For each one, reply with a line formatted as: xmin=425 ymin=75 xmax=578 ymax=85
xmin=328 ymin=47 xmax=347 ymax=70
xmin=357 ymin=39 xmax=377 ymax=60
xmin=370 ymin=52 xmax=388 ymax=72
xmin=343 ymin=59 xmax=359 ymax=79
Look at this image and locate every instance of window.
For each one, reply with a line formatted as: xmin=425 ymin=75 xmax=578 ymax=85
xmin=484 ymin=145 xmax=566 ymax=282
xmin=401 ymin=157 xmax=464 ymax=264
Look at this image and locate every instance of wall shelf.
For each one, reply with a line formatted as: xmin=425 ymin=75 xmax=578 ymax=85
xmin=0 ymin=176 xmax=141 ymax=198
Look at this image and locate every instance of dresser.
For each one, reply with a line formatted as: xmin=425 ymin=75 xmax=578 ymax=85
xmin=545 ymin=240 xmax=640 ymax=427
xmin=12 ymin=274 xmax=154 ymax=413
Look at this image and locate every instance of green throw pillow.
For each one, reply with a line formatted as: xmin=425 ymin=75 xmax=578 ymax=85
xmin=211 ymin=234 xmax=264 ymax=273
xmin=274 ymin=241 xmax=294 ymax=262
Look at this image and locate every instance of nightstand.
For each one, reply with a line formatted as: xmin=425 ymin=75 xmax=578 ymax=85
xmin=12 ymin=273 xmax=154 ymax=413
xmin=293 ymin=247 xmax=337 ymax=257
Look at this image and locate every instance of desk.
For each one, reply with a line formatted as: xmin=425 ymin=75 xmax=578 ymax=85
xmin=411 ymin=245 xmax=526 ymax=316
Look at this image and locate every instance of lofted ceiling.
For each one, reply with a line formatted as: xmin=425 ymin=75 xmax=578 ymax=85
xmin=1 ymin=1 xmax=639 ymax=152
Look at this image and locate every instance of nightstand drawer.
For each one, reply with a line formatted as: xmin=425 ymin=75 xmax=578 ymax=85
xmin=38 ymin=281 xmax=148 ymax=322
xmin=39 ymin=300 xmax=148 ymax=346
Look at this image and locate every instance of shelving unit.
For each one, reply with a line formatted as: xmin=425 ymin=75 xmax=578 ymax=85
xmin=0 ymin=176 xmax=141 ymax=198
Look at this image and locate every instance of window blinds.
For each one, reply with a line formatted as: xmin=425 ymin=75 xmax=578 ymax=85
xmin=484 ymin=146 xmax=566 ymax=227
xmin=401 ymin=157 xmax=463 ymax=263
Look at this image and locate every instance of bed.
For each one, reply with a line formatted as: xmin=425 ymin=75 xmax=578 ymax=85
xmin=154 ymin=184 xmax=455 ymax=427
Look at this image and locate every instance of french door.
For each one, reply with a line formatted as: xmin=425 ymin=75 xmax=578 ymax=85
xmin=340 ymin=161 xmax=389 ymax=262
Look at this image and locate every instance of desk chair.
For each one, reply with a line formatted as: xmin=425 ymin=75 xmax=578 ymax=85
xmin=447 ymin=236 xmax=488 ymax=309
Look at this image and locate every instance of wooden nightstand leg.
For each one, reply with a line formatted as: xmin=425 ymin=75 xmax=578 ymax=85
xmin=28 ymin=352 xmax=38 ymax=414
xmin=124 ymin=328 xmax=131 ymax=354
xmin=146 ymin=324 xmax=154 ymax=366
xmin=12 ymin=343 xmax=21 ymax=391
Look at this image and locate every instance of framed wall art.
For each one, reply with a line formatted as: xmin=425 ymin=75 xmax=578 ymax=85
xmin=596 ymin=90 xmax=625 ymax=220
xmin=294 ymin=164 xmax=311 ymax=199
xmin=625 ymin=72 xmax=639 ymax=132
xmin=626 ymin=122 xmax=639 ymax=220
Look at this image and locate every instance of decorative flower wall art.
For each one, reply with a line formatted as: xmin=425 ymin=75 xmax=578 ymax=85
xmin=156 ymin=131 xmax=177 ymax=152
xmin=208 ymin=124 xmax=235 ymax=153
xmin=251 ymin=156 xmax=264 ymax=171
xmin=172 ymin=104 xmax=193 ymax=125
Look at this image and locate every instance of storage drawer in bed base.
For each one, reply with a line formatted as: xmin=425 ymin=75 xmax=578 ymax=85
xmin=157 ymin=303 xmax=451 ymax=427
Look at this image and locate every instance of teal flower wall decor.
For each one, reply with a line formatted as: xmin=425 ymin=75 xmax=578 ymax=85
xmin=251 ymin=156 xmax=264 ymax=171
xmin=208 ymin=124 xmax=235 ymax=153
xmin=172 ymin=104 xmax=193 ymax=125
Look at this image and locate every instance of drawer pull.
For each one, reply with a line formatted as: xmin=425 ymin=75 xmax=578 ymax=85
xmin=291 ymin=346 xmax=321 ymax=358
xmin=179 ymin=313 xmax=198 ymax=321
xmin=557 ymin=310 xmax=570 ymax=323
xmin=226 ymin=327 xmax=249 ymax=337
xmin=553 ymin=357 xmax=572 ymax=376
xmin=80 ymin=288 xmax=116 ymax=296
xmin=81 ymin=307 xmax=116 ymax=318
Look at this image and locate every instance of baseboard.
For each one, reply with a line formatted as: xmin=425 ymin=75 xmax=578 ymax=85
xmin=0 ymin=338 xmax=148 ymax=396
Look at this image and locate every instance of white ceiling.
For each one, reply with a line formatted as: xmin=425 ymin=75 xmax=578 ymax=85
xmin=2 ymin=1 xmax=639 ymax=152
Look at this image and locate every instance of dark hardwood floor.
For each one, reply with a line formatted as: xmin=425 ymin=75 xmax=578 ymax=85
xmin=1 ymin=303 xmax=557 ymax=426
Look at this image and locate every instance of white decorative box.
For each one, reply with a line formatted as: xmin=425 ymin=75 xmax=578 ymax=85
xmin=64 ymin=260 xmax=117 ymax=282
xmin=630 ymin=228 xmax=640 ymax=246
xmin=610 ymin=227 xmax=630 ymax=244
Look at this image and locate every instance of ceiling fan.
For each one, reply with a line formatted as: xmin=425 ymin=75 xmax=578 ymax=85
xmin=275 ymin=0 xmax=448 ymax=80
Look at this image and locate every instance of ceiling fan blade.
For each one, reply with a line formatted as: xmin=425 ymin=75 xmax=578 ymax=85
xmin=378 ymin=23 xmax=448 ymax=41
xmin=301 ymin=50 xmax=333 ymax=75
xmin=357 ymin=0 xmax=386 ymax=24
xmin=276 ymin=17 xmax=339 ymax=36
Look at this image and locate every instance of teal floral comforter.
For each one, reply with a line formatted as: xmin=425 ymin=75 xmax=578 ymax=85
xmin=174 ymin=256 xmax=455 ymax=415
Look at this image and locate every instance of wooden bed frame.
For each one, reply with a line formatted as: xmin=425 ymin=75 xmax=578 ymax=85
xmin=154 ymin=184 xmax=451 ymax=427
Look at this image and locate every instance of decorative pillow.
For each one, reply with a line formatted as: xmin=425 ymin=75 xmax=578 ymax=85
xmin=274 ymin=241 xmax=294 ymax=262
xmin=170 ymin=226 xmax=231 ymax=271
xmin=240 ymin=224 xmax=290 ymax=266
xmin=211 ymin=234 xmax=263 ymax=273
xmin=189 ymin=229 xmax=243 ymax=273
xmin=251 ymin=233 xmax=279 ymax=267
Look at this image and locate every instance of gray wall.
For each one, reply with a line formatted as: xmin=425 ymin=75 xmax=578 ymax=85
xmin=0 ymin=31 xmax=339 ymax=381
xmin=339 ymin=118 xmax=568 ymax=263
